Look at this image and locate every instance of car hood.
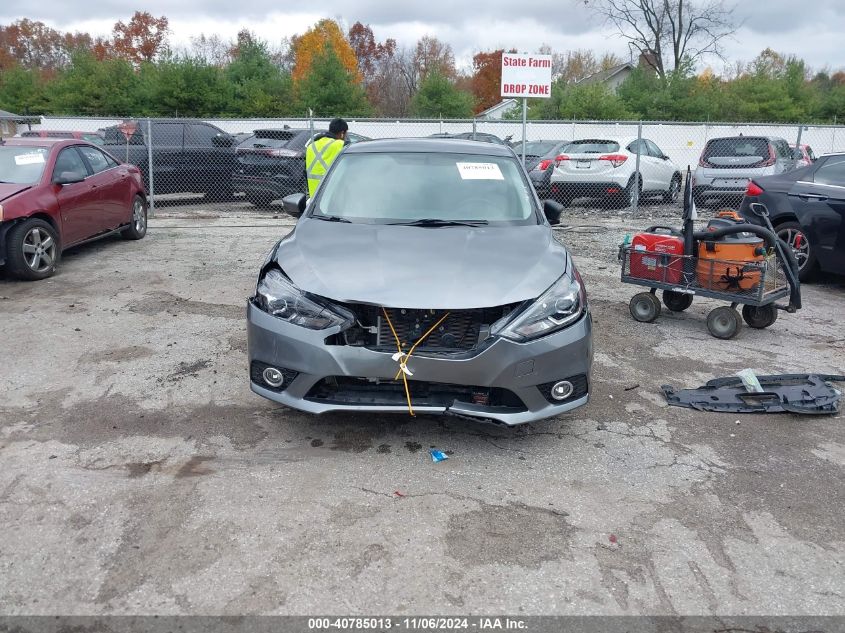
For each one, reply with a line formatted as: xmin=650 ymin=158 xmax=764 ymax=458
xmin=274 ymin=218 xmax=569 ymax=309
xmin=0 ymin=183 xmax=31 ymax=202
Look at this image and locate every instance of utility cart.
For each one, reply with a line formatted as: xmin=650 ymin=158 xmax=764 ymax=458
xmin=619 ymin=176 xmax=802 ymax=339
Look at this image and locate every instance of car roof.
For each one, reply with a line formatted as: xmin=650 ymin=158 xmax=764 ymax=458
xmin=344 ymin=137 xmax=515 ymax=156
xmin=2 ymin=138 xmax=102 ymax=150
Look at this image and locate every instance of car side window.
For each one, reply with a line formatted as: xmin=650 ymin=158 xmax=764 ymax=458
xmin=77 ymin=146 xmax=113 ymax=174
xmin=151 ymin=123 xmax=184 ymax=146
xmin=645 ymin=140 xmax=663 ymax=158
xmin=776 ymin=140 xmax=791 ymax=159
xmin=812 ymin=156 xmax=845 ymax=186
xmin=627 ymin=140 xmax=645 ymax=155
xmin=186 ymin=123 xmax=222 ymax=147
xmin=52 ymin=147 xmax=89 ymax=181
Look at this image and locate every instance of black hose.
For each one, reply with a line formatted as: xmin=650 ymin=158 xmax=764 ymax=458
xmin=693 ymin=224 xmax=801 ymax=310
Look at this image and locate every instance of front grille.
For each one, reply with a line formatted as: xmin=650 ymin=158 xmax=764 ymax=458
xmin=305 ymin=377 xmax=525 ymax=410
xmin=378 ymin=308 xmax=481 ymax=351
xmin=537 ymin=374 xmax=589 ymax=404
xmin=328 ymin=303 xmax=521 ymax=352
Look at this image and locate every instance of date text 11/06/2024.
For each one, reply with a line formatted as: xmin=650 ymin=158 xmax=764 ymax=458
xmin=308 ymin=617 xmax=528 ymax=630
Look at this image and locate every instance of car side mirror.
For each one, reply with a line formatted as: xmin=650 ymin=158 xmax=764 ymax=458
xmin=282 ymin=193 xmax=306 ymax=218
xmin=662 ymin=154 xmax=670 ymax=161
xmin=212 ymin=134 xmax=234 ymax=147
xmin=542 ymin=199 xmax=564 ymax=225
xmin=54 ymin=171 xmax=85 ymax=185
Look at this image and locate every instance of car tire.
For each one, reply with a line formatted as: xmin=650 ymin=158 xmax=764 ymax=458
xmin=663 ymin=174 xmax=681 ymax=203
xmin=246 ymin=193 xmax=274 ymax=208
xmin=613 ymin=175 xmax=641 ymax=209
xmin=121 ymin=195 xmax=147 ymax=240
xmin=5 ymin=218 xmax=61 ymax=281
xmin=776 ymin=221 xmax=817 ymax=282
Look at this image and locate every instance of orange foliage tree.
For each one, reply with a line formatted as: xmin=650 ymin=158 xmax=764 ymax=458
xmin=292 ymin=19 xmax=360 ymax=84
xmin=471 ymin=49 xmax=506 ymax=114
xmin=111 ymin=11 xmax=169 ymax=65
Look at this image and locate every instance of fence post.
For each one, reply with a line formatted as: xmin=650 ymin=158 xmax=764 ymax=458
xmin=832 ymin=116 xmax=837 ymax=153
xmin=632 ymin=120 xmax=642 ymax=216
xmin=308 ymin=109 xmax=314 ymax=143
xmin=795 ymin=123 xmax=803 ymax=149
xmin=472 ymin=118 xmax=477 ymax=140
xmin=146 ymin=119 xmax=155 ymax=219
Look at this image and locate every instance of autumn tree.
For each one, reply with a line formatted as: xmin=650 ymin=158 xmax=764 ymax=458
xmin=470 ymin=49 xmax=522 ymax=113
xmin=0 ymin=19 xmax=92 ymax=71
xmin=292 ymin=19 xmax=359 ymax=84
xmin=347 ymin=22 xmax=404 ymax=115
xmin=582 ymin=0 xmax=737 ymax=79
xmin=414 ymin=35 xmax=456 ymax=81
xmin=111 ymin=11 xmax=169 ymax=65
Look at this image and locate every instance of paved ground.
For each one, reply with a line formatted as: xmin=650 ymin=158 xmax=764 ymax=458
xmin=1 ymin=202 xmax=843 ymax=615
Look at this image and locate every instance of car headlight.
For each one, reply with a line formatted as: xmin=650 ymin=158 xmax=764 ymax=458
xmin=492 ymin=271 xmax=585 ymax=341
xmin=255 ymin=269 xmax=352 ymax=330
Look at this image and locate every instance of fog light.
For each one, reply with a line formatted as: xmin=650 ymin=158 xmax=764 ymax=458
xmin=550 ymin=380 xmax=574 ymax=401
xmin=262 ymin=367 xmax=285 ymax=388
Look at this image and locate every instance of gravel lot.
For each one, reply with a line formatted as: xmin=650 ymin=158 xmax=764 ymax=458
xmin=1 ymin=199 xmax=843 ymax=615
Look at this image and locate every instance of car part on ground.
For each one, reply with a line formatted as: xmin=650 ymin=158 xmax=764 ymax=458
xmin=0 ymin=138 xmax=147 ymax=281
xmin=692 ymin=135 xmax=798 ymax=208
xmin=549 ymin=137 xmax=680 ymax=209
xmin=739 ymin=152 xmax=845 ymax=281
xmin=662 ymin=374 xmax=845 ymax=414
xmin=247 ymin=138 xmax=593 ymax=425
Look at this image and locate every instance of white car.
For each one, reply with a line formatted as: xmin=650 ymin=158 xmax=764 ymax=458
xmin=549 ymin=138 xmax=681 ymax=207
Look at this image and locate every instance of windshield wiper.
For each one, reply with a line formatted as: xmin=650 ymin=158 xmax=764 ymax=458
xmin=387 ymin=218 xmax=489 ymax=227
xmin=312 ymin=215 xmax=351 ymax=223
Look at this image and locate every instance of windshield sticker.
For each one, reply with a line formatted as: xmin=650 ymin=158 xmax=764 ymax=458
xmin=456 ymin=162 xmax=504 ymax=180
xmin=14 ymin=152 xmax=46 ymax=166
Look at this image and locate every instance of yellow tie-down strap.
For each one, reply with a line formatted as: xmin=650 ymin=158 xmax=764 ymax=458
xmin=381 ymin=308 xmax=451 ymax=416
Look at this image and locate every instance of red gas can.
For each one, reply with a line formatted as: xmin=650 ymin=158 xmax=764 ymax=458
xmin=629 ymin=232 xmax=685 ymax=283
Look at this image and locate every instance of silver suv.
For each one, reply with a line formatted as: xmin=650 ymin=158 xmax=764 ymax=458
xmin=693 ymin=136 xmax=797 ymax=206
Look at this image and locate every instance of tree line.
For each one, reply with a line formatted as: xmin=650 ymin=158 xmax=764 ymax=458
xmin=1 ymin=11 xmax=844 ymax=123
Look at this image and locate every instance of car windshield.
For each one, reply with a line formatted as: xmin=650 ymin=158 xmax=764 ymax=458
xmin=523 ymin=141 xmax=559 ymax=156
xmin=0 ymin=146 xmax=50 ymax=184
xmin=314 ymin=152 xmax=537 ymax=225
xmin=563 ymin=140 xmax=620 ymax=154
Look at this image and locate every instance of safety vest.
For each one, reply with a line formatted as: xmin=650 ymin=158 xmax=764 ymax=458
xmin=305 ymin=136 xmax=344 ymax=197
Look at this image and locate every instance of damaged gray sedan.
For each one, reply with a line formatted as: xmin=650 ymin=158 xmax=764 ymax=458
xmin=247 ymin=138 xmax=592 ymax=425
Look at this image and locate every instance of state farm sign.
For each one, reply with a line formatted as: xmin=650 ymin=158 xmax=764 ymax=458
xmin=501 ymin=53 xmax=552 ymax=98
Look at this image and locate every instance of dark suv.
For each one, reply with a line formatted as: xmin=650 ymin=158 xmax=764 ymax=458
xmin=233 ymin=128 xmax=368 ymax=206
xmin=101 ymin=119 xmax=237 ymax=200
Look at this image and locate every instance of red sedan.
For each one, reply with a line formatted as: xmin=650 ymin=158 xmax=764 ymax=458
xmin=0 ymin=138 xmax=147 ymax=280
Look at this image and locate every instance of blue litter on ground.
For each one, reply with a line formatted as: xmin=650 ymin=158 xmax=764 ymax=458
xmin=430 ymin=449 xmax=448 ymax=463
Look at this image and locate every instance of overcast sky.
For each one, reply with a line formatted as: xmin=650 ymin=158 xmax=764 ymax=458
xmin=3 ymin=0 xmax=844 ymax=74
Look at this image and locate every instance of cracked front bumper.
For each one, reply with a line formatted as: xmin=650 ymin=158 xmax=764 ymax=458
xmin=246 ymin=301 xmax=593 ymax=425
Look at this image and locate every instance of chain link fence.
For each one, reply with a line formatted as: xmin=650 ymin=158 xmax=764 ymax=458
xmin=27 ymin=116 xmax=844 ymax=216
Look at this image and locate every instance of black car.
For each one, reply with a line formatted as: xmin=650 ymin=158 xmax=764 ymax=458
xmin=517 ymin=140 xmax=570 ymax=200
xmin=428 ymin=132 xmax=511 ymax=145
xmin=234 ymin=128 xmax=368 ymax=206
xmin=101 ymin=119 xmax=237 ymax=200
xmin=739 ymin=152 xmax=845 ymax=281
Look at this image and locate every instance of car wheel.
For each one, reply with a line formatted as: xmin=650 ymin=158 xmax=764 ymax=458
xmin=662 ymin=289 xmax=693 ymax=312
xmin=5 ymin=218 xmax=60 ymax=281
xmin=663 ymin=174 xmax=681 ymax=203
xmin=629 ymin=292 xmax=661 ymax=323
xmin=122 ymin=195 xmax=147 ymax=240
xmin=246 ymin=193 xmax=274 ymax=208
xmin=776 ymin=221 xmax=817 ymax=282
xmin=706 ymin=306 xmax=741 ymax=339
xmin=741 ymin=304 xmax=778 ymax=329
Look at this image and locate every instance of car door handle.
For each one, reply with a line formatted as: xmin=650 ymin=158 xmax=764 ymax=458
xmin=797 ymin=194 xmax=827 ymax=201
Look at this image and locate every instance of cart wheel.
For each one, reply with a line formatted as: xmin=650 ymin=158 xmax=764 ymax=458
xmin=630 ymin=292 xmax=662 ymax=323
xmin=662 ymin=290 xmax=693 ymax=312
xmin=742 ymin=304 xmax=778 ymax=329
xmin=707 ymin=306 xmax=742 ymax=339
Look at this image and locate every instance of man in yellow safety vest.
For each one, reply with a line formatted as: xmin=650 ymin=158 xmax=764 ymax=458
xmin=305 ymin=118 xmax=348 ymax=197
